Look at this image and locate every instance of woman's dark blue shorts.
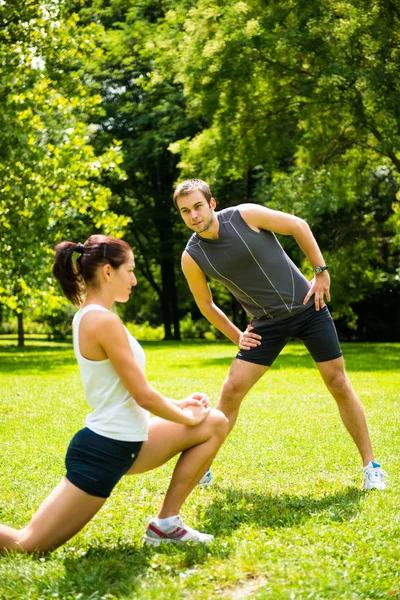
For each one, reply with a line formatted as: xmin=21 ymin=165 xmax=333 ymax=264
xmin=65 ymin=428 xmax=143 ymax=498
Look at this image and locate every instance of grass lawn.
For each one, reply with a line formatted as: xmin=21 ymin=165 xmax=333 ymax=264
xmin=0 ymin=336 xmax=399 ymax=599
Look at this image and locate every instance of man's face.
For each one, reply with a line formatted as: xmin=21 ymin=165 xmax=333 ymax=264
xmin=176 ymin=190 xmax=216 ymax=234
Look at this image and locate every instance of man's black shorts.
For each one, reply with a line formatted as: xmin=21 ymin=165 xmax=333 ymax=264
xmin=236 ymin=303 xmax=342 ymax=367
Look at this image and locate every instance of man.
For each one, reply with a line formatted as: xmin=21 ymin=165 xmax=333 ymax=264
xmin=174 ymin=178 xmax=387 ymax=490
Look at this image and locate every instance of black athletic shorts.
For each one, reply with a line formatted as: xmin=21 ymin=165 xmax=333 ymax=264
xmin=65 ymin=428 xmax=143 ymax=498
xmin=236 ymin=303 xmax=342 ymax=367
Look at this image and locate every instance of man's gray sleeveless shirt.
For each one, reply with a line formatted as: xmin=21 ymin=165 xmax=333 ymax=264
xmin=185 ymin=207 xmax=313 ymax=325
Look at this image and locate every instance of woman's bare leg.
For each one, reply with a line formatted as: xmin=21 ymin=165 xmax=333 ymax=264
xmin=0 ymin=478 xmax=105 ymax=554
xmin=127 ymin=409 xmax=228 ymax=516
xmin=1 ymin=411 xmax=228 ymax=553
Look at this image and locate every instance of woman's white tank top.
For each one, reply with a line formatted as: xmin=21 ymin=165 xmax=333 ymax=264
xmin=72 ymin=304 xmax=149 ymax=441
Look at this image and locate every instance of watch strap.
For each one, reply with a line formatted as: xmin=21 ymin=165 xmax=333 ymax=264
xmin=313 ymin=265 xmax=329 ymax=275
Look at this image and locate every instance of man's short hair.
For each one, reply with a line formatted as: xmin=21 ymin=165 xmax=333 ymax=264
xmin=173 ymin=179 xmax=212 ymax=208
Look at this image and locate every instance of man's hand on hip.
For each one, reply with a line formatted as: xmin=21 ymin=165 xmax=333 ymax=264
xmin=237 ymin=325 xmax=262 ymax=351
xmin=303 ymin=271 xmax=331 ymax=311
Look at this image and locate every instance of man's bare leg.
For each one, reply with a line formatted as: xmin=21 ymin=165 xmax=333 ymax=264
xmin=316 ymin=356 xmax=374 ymax=465
xmin=216 ymin=359 xmax=269 ymax=433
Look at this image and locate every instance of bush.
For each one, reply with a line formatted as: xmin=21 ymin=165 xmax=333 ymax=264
xmin=0 ymin=319 xmax=48 ymax=335
xmin=0 ymin=321 xmax=16 ymax=334
xmin=45 ymin=305 xmax=76 ymax=340
xmin=180 ymin=313 xmax=219 ymax=340
xmin=125 ymin=321 xmax=164 ymax=341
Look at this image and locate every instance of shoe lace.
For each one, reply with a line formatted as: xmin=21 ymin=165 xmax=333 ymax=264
xmin=174 ymin=517 xmax=203 ymax=539
xmin=367 ymin=466 xmax=388 ymax=480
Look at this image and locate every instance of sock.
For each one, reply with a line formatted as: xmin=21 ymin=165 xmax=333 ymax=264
xmin=154 ymin=515 xmax=178 ymax=529
xmin=364 ymin=461 xmax=380 ymax=470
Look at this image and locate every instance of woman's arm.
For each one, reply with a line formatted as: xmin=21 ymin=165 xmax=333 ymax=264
xmin=86 ymin=311 xmax=210 ymax=426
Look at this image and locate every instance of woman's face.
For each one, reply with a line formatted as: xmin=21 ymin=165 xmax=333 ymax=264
xmin=111 ymin=251 xmax=137 ymax=303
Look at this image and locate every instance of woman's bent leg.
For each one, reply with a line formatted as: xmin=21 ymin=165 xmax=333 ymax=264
xmin=0 ymin=478 xmax=106 ymax=554
xmin=127 ymin=409 xmax=228 ymax=516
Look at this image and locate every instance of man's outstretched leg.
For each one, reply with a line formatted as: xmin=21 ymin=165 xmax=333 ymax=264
xmin=316 ymin=356 xmax=388 ymax=490
xmin=216 ymin=359 xmax=269 ymax=433
xmin=197 ymin=359 xmax=268 ymax=487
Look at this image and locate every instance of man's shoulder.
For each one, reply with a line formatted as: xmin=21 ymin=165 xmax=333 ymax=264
xmin=185 ymin=231 xmax=197 ymax=244
xmin=184 ymin=232 xmax=199 ymax=252
xmin=217 ymin=204 xmax=256 ymax=220
xmin=217 ymin=205 xmax=239 ymax=219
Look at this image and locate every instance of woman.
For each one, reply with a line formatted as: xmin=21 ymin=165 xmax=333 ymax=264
xmin=0 ymin=234 xmax=228 ymax=553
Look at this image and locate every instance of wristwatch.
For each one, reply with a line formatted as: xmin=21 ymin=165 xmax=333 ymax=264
xmin=313 ymin=265 xmax=329 ymax=275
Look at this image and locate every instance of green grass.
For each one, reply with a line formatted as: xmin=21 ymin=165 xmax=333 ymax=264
xmin=0 ymin=337 xmax=399 ymax=599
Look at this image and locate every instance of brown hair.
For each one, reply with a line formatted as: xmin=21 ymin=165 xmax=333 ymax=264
xmin=173 ymin=179 xmax=212 ymax=208
xmin=53 ymin=234 xmax=131 ymax=306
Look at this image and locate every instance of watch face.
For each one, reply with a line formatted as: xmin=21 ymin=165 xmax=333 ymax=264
xmin=314 ymin=266 xmax=322 ymax=274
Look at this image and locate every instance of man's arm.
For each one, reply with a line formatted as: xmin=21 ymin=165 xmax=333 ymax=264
xmin=239 ymin=204 xmax=330 ymax=310
xmin=181 ymin=251 xmax=261 ymax=348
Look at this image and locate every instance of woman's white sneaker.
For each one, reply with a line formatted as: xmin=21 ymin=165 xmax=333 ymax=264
xmin=143 ymin=516 xmax=214 ymax=546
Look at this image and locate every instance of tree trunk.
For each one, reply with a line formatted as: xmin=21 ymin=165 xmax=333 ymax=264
xmin=160 ymin=257 xmax=181 ymax=340
xmin=17 ymin=311 xmax=24 ymax=347
xmin=160 ymin=262 xmax=173 ymax=340
xmin=171 ymin=282 xmax=181 ymax=340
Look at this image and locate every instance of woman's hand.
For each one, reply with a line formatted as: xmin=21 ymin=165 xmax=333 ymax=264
xmin=175 ymin=392 xmax=210 ymax=410
xmin=182 ymin=404 xmax=210 ymax=426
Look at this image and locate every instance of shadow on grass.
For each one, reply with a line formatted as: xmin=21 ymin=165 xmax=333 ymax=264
xmin=55 ymin=544 xmax=153 ymax=598
xmin=0 ymin=345 xmax=76 ymax=374
xmin=0 ymin=339 xmax=398 ymax=375
xmin=47 ymin=487 xmax=362 ymax=598
xmin=203 ymin=485 xmax=363 ymax=536
xmin=55 ymin=541 xmax=214 ymax=597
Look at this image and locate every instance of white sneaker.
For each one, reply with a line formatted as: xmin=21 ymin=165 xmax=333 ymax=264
xmin=198 ymin=469 xmax=213 ymax=488
xmin=363 ymin=461 xmax=388 ymax=490
xmin=143 ymin=516 xmax=214 ymax=546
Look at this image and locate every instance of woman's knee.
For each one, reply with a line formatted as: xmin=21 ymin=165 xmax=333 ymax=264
xmin=14 ymin=529 xmax=41 ymax=554
xmin=208 ymin=409 xmax=229 ymax=437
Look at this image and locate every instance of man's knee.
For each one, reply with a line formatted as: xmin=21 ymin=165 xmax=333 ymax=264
xmin=220 ymin=374 xmax=248 ymax=401
xmin=323 ymin=367 xmax=349 ymax=393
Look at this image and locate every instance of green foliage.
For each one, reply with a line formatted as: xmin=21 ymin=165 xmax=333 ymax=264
xmin=0 ymin=339 xmax=399 ymax=597
xmin=179 ymin=313 xmax=219 ymax=340
xmin=69 ymin=0 xmax=200 ymax=339
xmin=0 ymin=2 xmax=129 ymax=333
xmin=170 ymin=0 xmax=400 ymax=180
xmin=125 ymin=321 xmax=165 ymax=341
xmin=1 ymin=0 xmax=400 ymax=338
xmin=165 ymin=0 xmax=400 ymax=328
xmin=42 ymin=303 xmax=76 ymax=340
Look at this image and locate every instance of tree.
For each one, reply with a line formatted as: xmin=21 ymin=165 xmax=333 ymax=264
xmin=70 ymin=0 xmax=200 ymax=339
xmin=0 ymin=2 xmax=128 ymax=345
xmin=166 ymin=0 xmax=400 ymax=332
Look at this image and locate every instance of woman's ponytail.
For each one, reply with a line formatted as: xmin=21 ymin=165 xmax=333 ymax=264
xmin=53 ymin=242 xmax=85 ymax=306
xmin=53 ymin=235 xmax=131 ymax=306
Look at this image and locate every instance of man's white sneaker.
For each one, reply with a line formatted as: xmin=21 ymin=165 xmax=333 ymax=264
xmin=143 ymin=516 xmax=214 ymax=546
xmin=363 ymin=461 xmax=388 ymax=490
xmin=198 ymin=469 xmax=213 ymax=488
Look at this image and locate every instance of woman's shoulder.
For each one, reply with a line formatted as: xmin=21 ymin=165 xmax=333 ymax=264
xmin=79 ymin=306 xmax=122 ymax=330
